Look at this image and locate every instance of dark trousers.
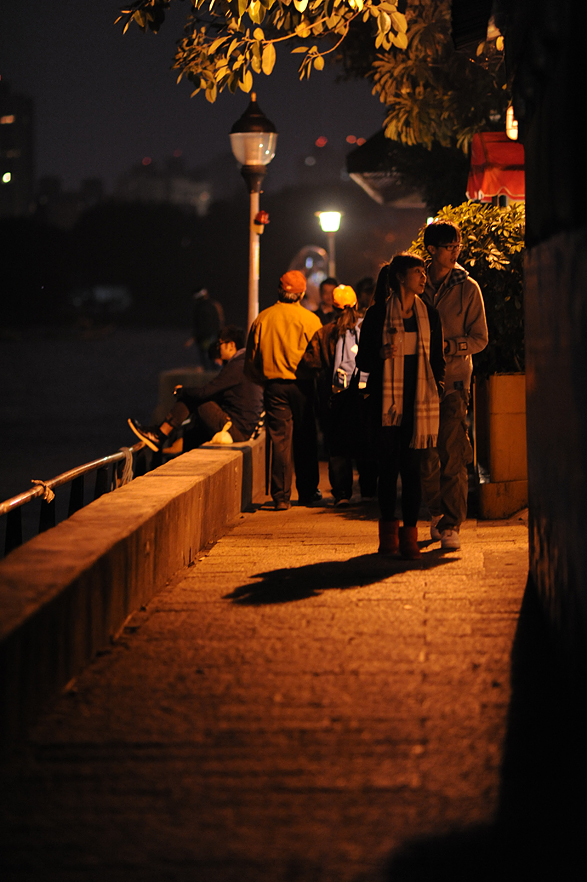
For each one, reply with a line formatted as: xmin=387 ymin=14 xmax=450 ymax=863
xmin=168 ymin=398 xmax=246 ymax=448
xmin=377 ymin=422 xmax=422 ymax=526
xmin=264 ymin=379 xmax=319 ymax=504
xmin=328 ymin=391 xmax=378 ymax=500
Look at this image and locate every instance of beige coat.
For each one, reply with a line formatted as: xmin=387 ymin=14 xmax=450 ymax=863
xmin=423 ymin=264 xmax=488 ymax=397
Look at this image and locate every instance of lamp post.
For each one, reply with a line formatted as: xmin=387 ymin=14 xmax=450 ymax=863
xmin=317 ymin=211 xmax=342 ymax=278
xmin=230 ymin=93 xmax=277 ymax=329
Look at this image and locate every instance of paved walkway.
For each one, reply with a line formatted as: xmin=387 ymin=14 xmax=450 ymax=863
xmin=0 ymin=483 xmax=530 ymax=882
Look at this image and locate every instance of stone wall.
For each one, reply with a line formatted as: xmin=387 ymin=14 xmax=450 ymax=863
xmin=0 ymin=437 xmax=266 ymax=749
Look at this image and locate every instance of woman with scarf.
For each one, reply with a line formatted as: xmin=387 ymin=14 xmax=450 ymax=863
xmin=356 ymin=253 xmax=445 ymax=559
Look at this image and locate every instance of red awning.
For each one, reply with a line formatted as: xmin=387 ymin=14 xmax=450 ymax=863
xmin=466 ymin=132 xmax=525 ymax=201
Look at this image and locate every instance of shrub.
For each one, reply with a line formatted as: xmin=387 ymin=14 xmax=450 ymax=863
xmin=411 ymin=202 xmax=526 ymax=378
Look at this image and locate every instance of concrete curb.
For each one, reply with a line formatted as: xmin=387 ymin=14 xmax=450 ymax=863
xmin=0 ymin=435 xmax=266 ymax=750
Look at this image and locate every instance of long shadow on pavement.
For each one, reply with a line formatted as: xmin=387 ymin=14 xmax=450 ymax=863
xmin=224 ymin=550 xmax=457 ymax=605
xmin=383 ymin=575 xmax=587 ymax=881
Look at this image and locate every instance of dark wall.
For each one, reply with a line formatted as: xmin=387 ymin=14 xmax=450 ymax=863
xmin=505 ymin=0 xmax=587 ymax=663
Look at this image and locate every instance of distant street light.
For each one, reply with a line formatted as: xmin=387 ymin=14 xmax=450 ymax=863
xmin=316 ymin=211 xmax=342 ymax=277
xmin=230 ymin=93 xmax=277 ymax=328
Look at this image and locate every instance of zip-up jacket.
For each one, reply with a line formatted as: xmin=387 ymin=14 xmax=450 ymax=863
xmin=422 ymin=263 xmax=488 ymax=397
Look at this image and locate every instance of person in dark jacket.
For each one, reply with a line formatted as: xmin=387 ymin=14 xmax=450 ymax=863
xmin=128 ymin=325 xmax=263 ymax=450
xmin=356 ymin=253 xmax=445 ymax=559
xmin=300 ymin=284 xmax=377 ymax=504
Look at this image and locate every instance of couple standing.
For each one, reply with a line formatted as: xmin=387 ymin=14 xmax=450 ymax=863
xmin=356 ymin=220 xmax=488 ymax=558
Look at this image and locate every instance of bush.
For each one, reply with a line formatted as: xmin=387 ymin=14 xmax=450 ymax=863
xmin=411 ymin=202 xmax=526 ymax=378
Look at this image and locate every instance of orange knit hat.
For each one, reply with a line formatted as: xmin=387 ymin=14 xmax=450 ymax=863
xmin=332 ymin=284 xmax=357 ymax=309
xmin=279 ymin=270 xmax=307 ymax=295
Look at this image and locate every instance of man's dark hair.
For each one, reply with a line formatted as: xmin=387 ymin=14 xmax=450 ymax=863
xmin=320 ymin=276 xmax=338 ymax=292
xmin=423 ymin=221 xmax=460 ymax=249
xmin=218 ymin=325 xmax=245 ymax=350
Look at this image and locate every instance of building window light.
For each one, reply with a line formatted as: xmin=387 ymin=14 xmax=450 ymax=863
xmin=2 ymin=172 xmax=12 ymax=183
xmin=1 ymin=115 xmax=15 ymax=125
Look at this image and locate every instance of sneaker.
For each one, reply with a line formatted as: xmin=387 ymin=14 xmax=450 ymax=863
xmin=440 ymin=529 xmax=461 ymax=550
xmin=334 ymin=497 xmax=350 ymax=507
xmin=430 ymin=515 xmax=442 ymax=541
xmin=274 ymin=500 xmax=291 ymax=511
xmin=128 ymin=418 xmax=166 ymax=452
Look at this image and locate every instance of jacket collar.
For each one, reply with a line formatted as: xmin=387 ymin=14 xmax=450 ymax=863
xmin=426 ymin=262 xmax=468 ymax=299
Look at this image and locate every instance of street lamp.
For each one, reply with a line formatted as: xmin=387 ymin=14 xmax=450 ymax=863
xmin=230 ymin=93 xmax=277 ymax=328
xmin=316 ymin=211 xmax=342 ymax=278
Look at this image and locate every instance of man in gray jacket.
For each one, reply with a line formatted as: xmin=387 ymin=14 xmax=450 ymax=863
xmin=421 ymin=221 xmax=488 ymax=550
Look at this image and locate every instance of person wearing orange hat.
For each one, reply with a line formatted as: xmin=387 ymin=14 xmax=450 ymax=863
xmin=245 ymin=271 xmax=323 ymax=510
xmin=299 ymin=284 xmax=378 ymax=505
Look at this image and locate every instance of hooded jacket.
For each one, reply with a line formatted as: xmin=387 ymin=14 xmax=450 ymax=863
xmin=422 ymin=263 xmax=488 ymax=398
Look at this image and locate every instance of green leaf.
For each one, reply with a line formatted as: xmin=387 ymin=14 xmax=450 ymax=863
xmin=251 ymin=50 xmax=262 ymax=73
xmin=262 ymin=42 xmax=276 ymax=74
xmin=378 ymin=12 xmax=391 ymax=36
xmin=390 ymin=11 xmax=407 ymax=33
xmin=239 ymin=69 xmax=254 ymax=91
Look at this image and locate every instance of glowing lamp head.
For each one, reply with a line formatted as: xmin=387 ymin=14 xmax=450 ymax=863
xmin=317 ymin=211 xmax=341 ymax=233
xmin=230 ymin=93 xmax=278 ymax=167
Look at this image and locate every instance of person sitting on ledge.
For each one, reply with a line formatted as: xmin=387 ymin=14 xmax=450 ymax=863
xmin=128 ymin=325 xmax=264 ymax=451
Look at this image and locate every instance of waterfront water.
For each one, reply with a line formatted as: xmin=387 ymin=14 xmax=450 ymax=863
xmin=0 ymin=326 xmax=193 ymax=546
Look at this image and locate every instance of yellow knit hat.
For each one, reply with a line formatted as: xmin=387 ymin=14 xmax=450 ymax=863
xmin=332 ymin=284 xmax=357 ymax=309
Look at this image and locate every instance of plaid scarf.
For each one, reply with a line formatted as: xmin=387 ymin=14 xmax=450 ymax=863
xmin=381 ymin=295 xmax=440 ymax=448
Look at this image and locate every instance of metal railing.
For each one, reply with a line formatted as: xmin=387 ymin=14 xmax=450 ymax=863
xmin=0 ymin=441 xmax=161 ymax=557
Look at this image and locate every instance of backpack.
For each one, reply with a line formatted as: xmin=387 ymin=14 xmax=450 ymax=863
xmin=331 ymin=320 xmax=369 ymax=394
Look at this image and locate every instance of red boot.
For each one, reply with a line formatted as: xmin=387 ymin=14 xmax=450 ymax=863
xmin=378 ymin=519 xmax=400 ymax=556
xmin=399 ymin=526 xmax=421 ymax=560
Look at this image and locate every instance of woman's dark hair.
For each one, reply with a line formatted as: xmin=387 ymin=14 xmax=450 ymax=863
xmin=387 ymin=252 xmax=426 ymax=295
xmin=333 ymin=304 xmax=359 ymax=339
xmin=373 ymin=265 xmax=390 ymax=305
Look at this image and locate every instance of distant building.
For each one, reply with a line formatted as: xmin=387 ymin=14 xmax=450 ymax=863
xmin=114 ymin=156 xmax=212 ymax=216
xmin=0 ymin=80 xmax=35 ymax=219
xmin=36 ymin=176 xmax=105 ymax=230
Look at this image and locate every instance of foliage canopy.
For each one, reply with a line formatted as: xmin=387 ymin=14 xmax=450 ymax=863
xmin=118 ymin=0 xmax=508 ymax=150
xmin=118 ymin=0 xmax=408 ymax=101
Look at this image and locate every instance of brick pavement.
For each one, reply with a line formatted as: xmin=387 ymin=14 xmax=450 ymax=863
xmin=0 ymin=489 xmax=529 ymax=882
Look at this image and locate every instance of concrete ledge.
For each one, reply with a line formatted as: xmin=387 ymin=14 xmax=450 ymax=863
xmin=0 ymin=434 xmax=266 ymax=750
xmin=478 ymin=479 xmax=528 ymax=519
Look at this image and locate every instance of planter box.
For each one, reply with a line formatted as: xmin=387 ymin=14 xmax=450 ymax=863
xmin=475 ymin=373 xmax=528 ymax=518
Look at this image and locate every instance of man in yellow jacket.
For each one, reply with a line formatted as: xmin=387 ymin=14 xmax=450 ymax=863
xmin=245 ymin=271 xmax=322 ymax=511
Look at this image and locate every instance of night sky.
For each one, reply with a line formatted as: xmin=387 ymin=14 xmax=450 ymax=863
xmin=1 ymin=1 xmax=385 ymax=193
